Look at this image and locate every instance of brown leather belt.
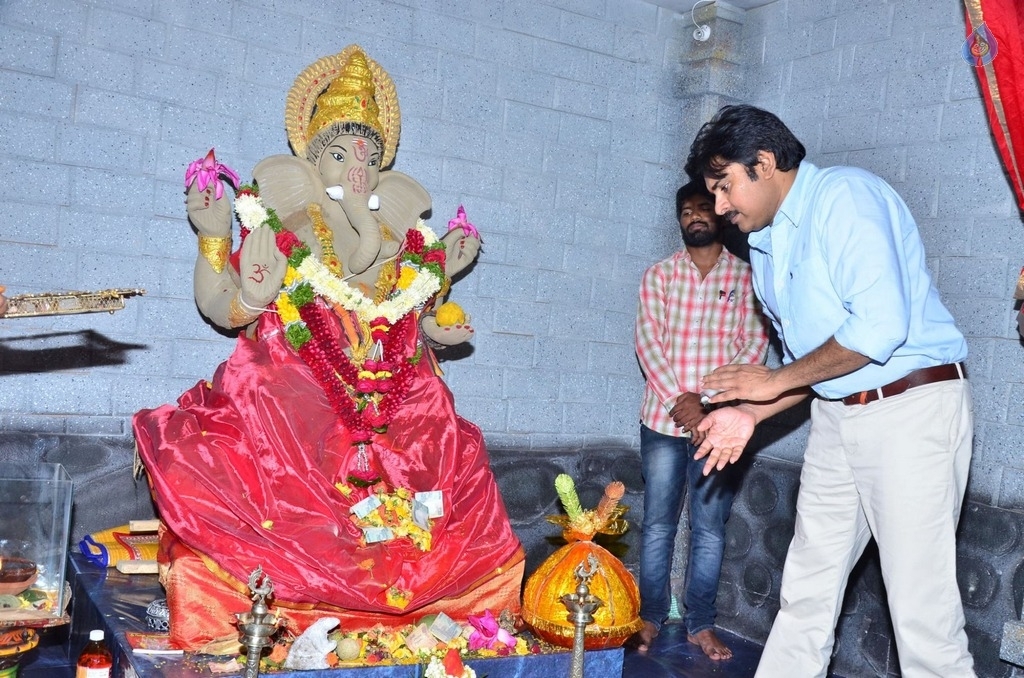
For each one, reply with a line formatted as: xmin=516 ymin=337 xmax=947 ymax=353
xmin=840 ymin=363 xmax=965 ymax=406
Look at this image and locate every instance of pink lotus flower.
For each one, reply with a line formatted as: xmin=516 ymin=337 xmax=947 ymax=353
xmin=447 ymin=205 xmax=480 ymax=239
xmin=184 ymin=148 xmax=240 ymax=200
xmin=467 ymin=609 xmax=515 ymax=651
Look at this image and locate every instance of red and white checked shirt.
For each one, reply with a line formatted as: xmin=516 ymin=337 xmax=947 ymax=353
xmin=635 ymin=248 xmax=769 ymax=437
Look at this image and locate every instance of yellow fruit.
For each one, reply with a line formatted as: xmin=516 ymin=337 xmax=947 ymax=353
xmin=434 ymin=301 xmax=466 ymax=327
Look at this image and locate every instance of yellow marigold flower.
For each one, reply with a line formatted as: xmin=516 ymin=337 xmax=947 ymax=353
xmin=277 ymin=294 xmax=300 ymax=324
xmin=283 ymin=267 xmax=298 ymax=286
xmin=434 ymin=301 xmax=466 ymax=327
xmin=397 ymin=266 xmax=417 ymax=290
xmin=335 ymin=483 xmax=352 ymax=497
xmin=386 ymin=587 xmax=411 ymax=609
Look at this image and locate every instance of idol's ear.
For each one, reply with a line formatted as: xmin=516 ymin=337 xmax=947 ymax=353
xmin=252 ymin=154 xmax=324 ymax=220
xmin=376 ymin=171 xmax=431 ymax=233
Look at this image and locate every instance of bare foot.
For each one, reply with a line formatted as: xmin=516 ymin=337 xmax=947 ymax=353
xmin=687 ymin=628 xmax=733 ymax=661
xmin=627 ymin=620 xmax=659 ymax=654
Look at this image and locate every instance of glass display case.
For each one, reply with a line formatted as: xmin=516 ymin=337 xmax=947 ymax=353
xmin=0 ymin=463 xmax=73 ymax=625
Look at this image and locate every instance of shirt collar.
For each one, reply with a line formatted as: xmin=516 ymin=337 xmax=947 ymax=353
xmin=749 ymin=160 xmax=817 ymax=251
xmin=681 ymin=245 xmax=728 ymax=267
xmin=774 ymin=160 xmax=816 ymax=229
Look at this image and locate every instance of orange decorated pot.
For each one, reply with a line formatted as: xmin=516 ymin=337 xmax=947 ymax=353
xmin=521 ymin=538 xmax=642 ymax=650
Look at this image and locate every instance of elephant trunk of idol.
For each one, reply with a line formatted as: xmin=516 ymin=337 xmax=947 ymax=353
xmin=329 ymin=188 xmax=381 ymax=276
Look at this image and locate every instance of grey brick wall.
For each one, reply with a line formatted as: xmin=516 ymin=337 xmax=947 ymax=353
xmin=2 ymin=0 xmax=1024 ymax=673
xmin=738 ymin=0 xmax=1024 ymax=510
xmin=0 ymin=0 xmax=718 ymax=451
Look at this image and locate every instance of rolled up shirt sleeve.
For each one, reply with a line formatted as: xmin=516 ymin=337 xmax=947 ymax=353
xmin=820 ymin=178 xmax=911 ymax=365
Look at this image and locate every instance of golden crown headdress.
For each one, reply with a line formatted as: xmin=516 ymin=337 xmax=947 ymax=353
xmin=285 ymin=45 xmax=400 ymax=168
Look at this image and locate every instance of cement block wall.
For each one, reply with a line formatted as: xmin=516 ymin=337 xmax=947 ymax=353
xmin=1 ymin=1 xmax=1023 ymax=675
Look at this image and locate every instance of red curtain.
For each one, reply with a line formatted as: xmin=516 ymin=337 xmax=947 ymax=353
xmin=964 ymin=1 xmax=1024 ymax=326
xmin=964 ymin=0 xmax=1024 ymax=212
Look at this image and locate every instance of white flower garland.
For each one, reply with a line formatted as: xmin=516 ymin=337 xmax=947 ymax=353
xmin=234 ymin=194 xmax=441 ymax=324
xmin=298 ymin=254 xmax=439 ymax=324
xmin=424 ymin=656 xmax=476 ymax=678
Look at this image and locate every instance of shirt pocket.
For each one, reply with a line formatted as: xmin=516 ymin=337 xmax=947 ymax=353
xmin=701 ymin=289 xmax=742 ymax=340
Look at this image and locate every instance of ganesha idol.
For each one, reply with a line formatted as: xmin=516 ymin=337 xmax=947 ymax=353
xmin=132 ymin=45 xmax=524 ymax=650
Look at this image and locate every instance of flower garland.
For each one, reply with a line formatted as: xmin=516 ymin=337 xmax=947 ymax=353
xmin=234 ymin=192 xmax=445 ymax=326
xmin=349 ymin=486 xmax=433 ymax=552
xmin=241 ymin=612 xmax=540 ymax=675
xmin=232 ymin=186 xmax=448 ymax=457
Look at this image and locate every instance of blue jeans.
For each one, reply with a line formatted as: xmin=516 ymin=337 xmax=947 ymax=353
xmin=638 ymin=424 xmax=736 ymax=636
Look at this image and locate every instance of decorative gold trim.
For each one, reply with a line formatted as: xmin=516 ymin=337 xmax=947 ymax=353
xmin=964 ymin=1 xmax=1024 ymax=206
xmin=198 ymin=235 xmax=231 ymax=274
xmin=306 ymin=203 xmax=343 ymax=276
xmin=228 ymin=293 xmax=261 ymax=328
xmin=285 ymin=45 xmax=400 ymax=168
xmin=521 ymin=611 xmax=643 ymax=642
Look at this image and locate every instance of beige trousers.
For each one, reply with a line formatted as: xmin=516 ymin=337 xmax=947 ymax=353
xmin=755 ymin=380 xmax=975 ymax=678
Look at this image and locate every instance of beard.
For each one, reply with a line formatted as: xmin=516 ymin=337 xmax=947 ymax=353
xmin=681 ymin=221 xmax=720 ymax=248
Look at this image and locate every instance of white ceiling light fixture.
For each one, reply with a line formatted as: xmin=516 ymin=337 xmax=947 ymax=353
xmin=691 ymin=0 xmax=715 ymax=41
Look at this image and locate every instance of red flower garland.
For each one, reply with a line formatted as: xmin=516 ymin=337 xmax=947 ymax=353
xmin=295 ymin=299 xmax=419 ymax=447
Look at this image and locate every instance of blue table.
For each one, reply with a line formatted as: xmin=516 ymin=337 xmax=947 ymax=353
xmin=52 ymin=555 xmax=623 ymax=678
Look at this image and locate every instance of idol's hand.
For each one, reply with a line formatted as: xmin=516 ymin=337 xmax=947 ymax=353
xmin=693 ymin=406 xmax=756 ymax=476
xmin=421 ymin=312 xmax=474 ymax=346
xmin=702 ymin=364 xmax=780 ymax=405
xmin=239 ymin=227 xmax=287 ymax=309
xmin=440 ymin=227 xmax=481 ymax=278
xmin=185 ymin=182 xmax=232 ymax=238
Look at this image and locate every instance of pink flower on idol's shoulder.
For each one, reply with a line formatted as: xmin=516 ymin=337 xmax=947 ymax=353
xmin=447 ymin=205 xmax=480 ymax=239
xmin=184 ymin=148 xmax=241 ymax=200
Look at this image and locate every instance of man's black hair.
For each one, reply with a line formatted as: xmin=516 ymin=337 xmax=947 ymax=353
xmin=675 ymin=179 xmax=714 ymax=220
xmin=685 ymin=104 xmax=806 ymax=181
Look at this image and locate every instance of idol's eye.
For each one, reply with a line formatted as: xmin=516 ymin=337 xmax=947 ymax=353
xmin=368 ymin=155 xmax=379 ymax=168
xmin=331 ymin=151 xmax=344 ymax=162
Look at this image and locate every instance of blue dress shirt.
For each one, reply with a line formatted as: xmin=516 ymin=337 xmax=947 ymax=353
xmin=747 ymin=161 xmax=967 ymax=399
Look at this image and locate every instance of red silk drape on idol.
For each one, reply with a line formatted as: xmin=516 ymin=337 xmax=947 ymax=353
xmin=133 ymin=303 xmax=524 ymax=647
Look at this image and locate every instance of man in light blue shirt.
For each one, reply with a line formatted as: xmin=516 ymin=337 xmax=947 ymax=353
xmin=685 ymin=105 xmax=975 ymax=678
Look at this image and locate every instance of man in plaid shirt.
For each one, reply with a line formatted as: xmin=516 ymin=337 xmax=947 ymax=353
xmin=632 ymin=179 xmax=768 ymax=660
